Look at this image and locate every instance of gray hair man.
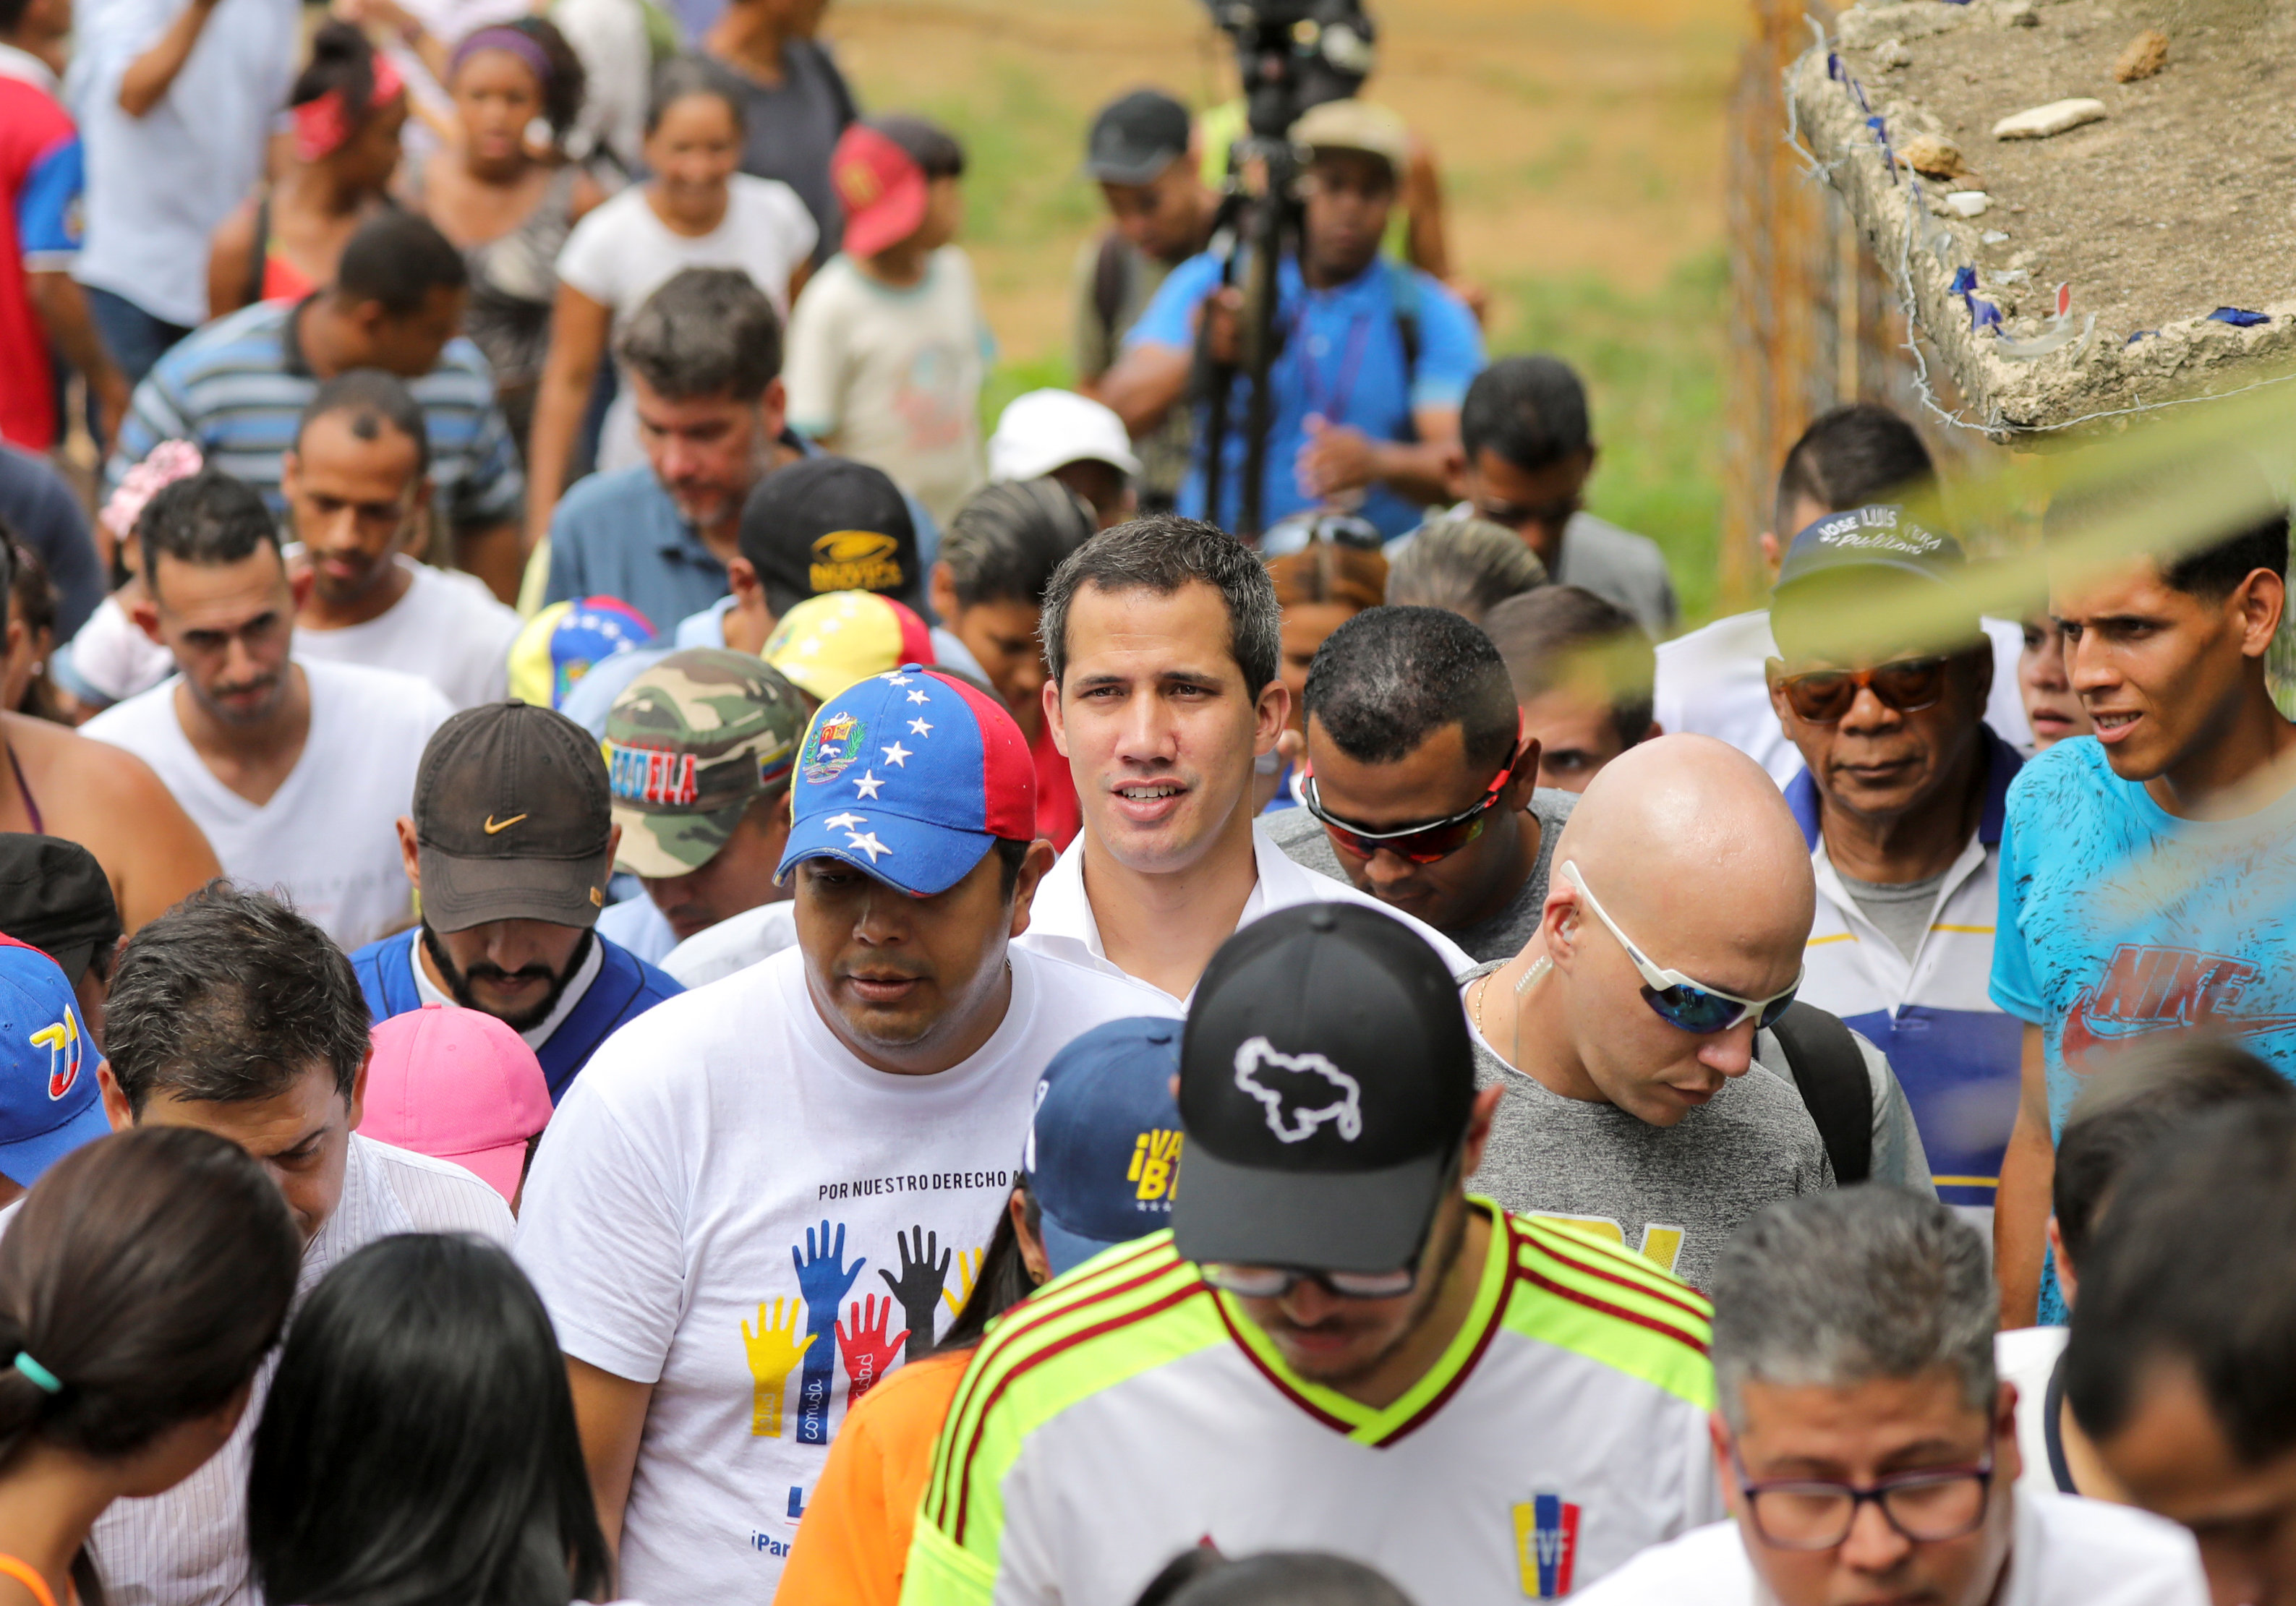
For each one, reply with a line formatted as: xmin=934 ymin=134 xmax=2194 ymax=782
xmin=1574 ymin=1187 xmax=2205 ymax=1606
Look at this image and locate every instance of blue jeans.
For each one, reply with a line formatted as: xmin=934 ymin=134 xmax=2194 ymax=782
xmin=82 ymin=285 xmax=192 ymax=387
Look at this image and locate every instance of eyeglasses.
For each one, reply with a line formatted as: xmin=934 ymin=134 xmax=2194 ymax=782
xmin=1559 ymin=860 xmax=1801 ymax=1035
xmin=1771 ymin=655 xmax=1951 ymax=725
xmin=1302 ymin=751 xmax=1519 ymax=866
xmin=1734 ymin=1450 xmax=1995 ymax=1551
xmin=1198 ymin=1262 xmax=1420 ymax=1300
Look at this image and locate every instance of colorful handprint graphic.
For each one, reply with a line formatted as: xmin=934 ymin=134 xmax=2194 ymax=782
xmin=740 ymin=1297 xmax=813 ymax=1438
xmin=792 ymin=1221 xmax=864 ymax=1444
xmin=837 ymin=1294 xmax=910 ymax=1404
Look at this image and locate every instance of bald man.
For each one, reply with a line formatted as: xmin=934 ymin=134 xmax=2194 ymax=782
xmin=1460 ymin=735 xmax=1934 ymax=1289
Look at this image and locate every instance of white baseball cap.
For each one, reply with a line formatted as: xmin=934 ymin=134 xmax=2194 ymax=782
xmin=988 ymin=389 xmax=1143 ymax=484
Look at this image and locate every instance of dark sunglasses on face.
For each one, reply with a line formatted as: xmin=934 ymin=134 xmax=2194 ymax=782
xmin=1772 ymin=655 xmax=1951 ymax=725
xmin=1303 ymin=756 xmax=1516 ymax=866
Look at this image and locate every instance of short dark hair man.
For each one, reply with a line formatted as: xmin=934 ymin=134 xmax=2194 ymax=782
xmin=1072 ymin=88 xmax=1218 ymax=511
xmin=913 ymin=902 xmax=1722 ymax=1603
xmin=538 ymin=267 xmax=801 ymax=629
xmin=1453 ymin=354 xmax=1676 ymax=636
xmin=1653 ymin=402 xmax=2034 ymax=782
xmin=1765 ymin=507 xmax=2024 ymax=1235
xmin=1023 ymin=516 xmax=1469 ymax=1002
xmin=1483 ymin=584 xmax=1662 ymax=792
xmin=2065 ymin=1102 xmax=2296 ymax=1604
xmin=349 ymin=701 xmax=682 ymax=1098
xmin=515 ymin=665 xmax=1174 ymax=1602
xmin=0 ymin=832 xmax=122 ymax=1049
xmin=108 ymin=211 xmax=526 ymax=599
xmin=1266 ymin=605 xmax=1569 ymax=963
xmin=1460 ymin=734 xmax=1937 ymax=1287
xmin=1992 ymin=458 xmax=2296 ymax=1326
xmin=1098 ymin=101 xmax=1484 ymax=541
xmin=88 ymin=884 xmax=512 ymax=1606
xmin=1578 ymin=1187 xmax=2205 ymax=1606
xmin=82 ymin=469 xmax=454 ymax=949
xmin=286 ymin=369 xmax=521 ymax=710
xmin=594 ymin=648 xmax=811 ymax=962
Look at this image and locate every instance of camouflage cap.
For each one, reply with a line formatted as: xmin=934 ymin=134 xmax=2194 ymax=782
xmin=603 ymin=649 xmax=811 ymax=879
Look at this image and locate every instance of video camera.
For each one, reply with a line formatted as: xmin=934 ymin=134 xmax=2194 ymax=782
xmin=1204 ymin=0 xmax=1378 ymax=142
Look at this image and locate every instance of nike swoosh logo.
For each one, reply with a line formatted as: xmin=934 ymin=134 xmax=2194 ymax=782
xmin=483 ymin=813 xmax=528 ymax=834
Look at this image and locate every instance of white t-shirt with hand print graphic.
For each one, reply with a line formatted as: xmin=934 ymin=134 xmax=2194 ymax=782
xmin=514 ymin=942 xmax=1174 ymax=1602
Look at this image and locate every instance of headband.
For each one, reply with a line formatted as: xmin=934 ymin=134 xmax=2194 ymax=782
xmin=292 ymin=51 xmax=405 ymax=165
xmin=12 ymin=1351 xmax=59 ymax=1395
xmin=450 ymin=27 xmax=554 ymax=87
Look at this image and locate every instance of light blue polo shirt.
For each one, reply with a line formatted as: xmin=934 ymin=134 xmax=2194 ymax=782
xmin=1125 ymin=252 xmax=1484 ymax=539
xmin=1791 ymin=727 xmax=2024 ymax=1228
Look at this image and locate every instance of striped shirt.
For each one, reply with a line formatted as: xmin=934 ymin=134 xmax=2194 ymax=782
xmin=107 ymin=297 xmax=522 ymax=531
xmin=902 ymin=1205 xmax=1721 ymax=1606
xmin=79 ymin=1135 xmax=513 ymax=1606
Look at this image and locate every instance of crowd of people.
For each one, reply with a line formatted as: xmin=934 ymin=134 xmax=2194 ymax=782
xmin=0 ymin=1 xmax=2289 ymax=1604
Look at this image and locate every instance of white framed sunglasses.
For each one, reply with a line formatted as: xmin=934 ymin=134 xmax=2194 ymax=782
xmin=1558 ymin=860 xmax=1801 ymax=1035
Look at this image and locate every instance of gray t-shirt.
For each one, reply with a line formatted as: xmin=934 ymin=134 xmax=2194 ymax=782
xmin=1835 ymin=866 xmax=1946 ymax=963
xmin=1462 ymin=965 xmax=1939 ymax=1289
xmin=1262 ymin=788 xmax=1576 ymax=965
xmin=1552 ymin=511 xmax=1680 ymax=638
xmin=725 ymin=40 xmax=857 ymax=265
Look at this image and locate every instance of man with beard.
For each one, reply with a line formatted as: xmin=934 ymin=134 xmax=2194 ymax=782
xmin=287 ymin=370 xmax=521 ymax=710
xmin=81 ymin=469 xmax=451 ymax=948
xmin=350 ymin=701 xmax=681 ymax=1098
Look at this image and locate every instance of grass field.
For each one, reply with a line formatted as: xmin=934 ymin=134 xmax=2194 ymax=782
xmin=828 ymin=0 xmax=1744 ymax=621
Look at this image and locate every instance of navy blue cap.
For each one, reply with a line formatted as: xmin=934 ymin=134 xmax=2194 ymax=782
xmin=0 ymin=936 xmax=109 ymax=1189
xmin=1024 ymin=1017 xmax=1185 ymax=1277
xmin=1772 ymin=504 xmax=1967 ymax=597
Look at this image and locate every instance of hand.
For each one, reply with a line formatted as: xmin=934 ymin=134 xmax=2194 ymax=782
xmin=791 ymin=1221 xmax=866 ymax=1337
xmin=1198 ymin=287 xmax=1245 ymax=367
xmin=876 ymin=1225 xmax=952 ymax=1360
xmin=941 ymin=1246 xmax=986 ymax=1317
xmin=740 ymin=1298 xmax=814 ymax=1438
xmin=1294 ymin=415 xmax=1380 ymax=500
xmin=836 ymin=1294 xmax=910 ymax=1402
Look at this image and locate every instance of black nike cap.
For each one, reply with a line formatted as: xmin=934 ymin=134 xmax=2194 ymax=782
xmin=1174 ymin=902 xmax=1475 ymax=1274
xmin=414 ymin=703 xmax=613 ymax=934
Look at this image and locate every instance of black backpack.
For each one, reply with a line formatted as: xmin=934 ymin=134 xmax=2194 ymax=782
xmin=1770 ymin=1001 xmax=1873 ymax=1184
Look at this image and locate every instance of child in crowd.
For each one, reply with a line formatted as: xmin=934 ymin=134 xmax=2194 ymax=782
xmin=783 ymin=114 xmax=990 ymax=527
xmin=1482 ymin=583 xmax=1661 ymax=793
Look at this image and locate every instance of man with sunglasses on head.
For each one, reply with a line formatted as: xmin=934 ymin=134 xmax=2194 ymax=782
xmin=1765 ymin=505 xmax=2022 ymax=1238
xmin=1462 ymin=733 xmax=1932 ymax=1290
xmin=905 ymin=902 xmax=1724 ymax=1606
xmin=1574 ymin=1185 xmax=2204 ymax=1606
xmin=1265 ymin=605 xmax=1574 ymax=963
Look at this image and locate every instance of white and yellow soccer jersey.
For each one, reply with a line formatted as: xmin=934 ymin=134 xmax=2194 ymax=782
xmin=901 ymin=1202 xmax=1722 ymax=1606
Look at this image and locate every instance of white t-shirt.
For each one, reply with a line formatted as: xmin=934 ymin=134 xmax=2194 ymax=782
xmin=782 ymin=246 xmax=989 ymax=526
xmin=556 ymin=176 xmax=819 ymax=475
xmin=81 ymin=1136 xmax=512 ymax=1606
xmin=81 ymin=659 xmax=453 ymax=948
xmin=513 ymin=943 xmax=1179 ymax=1600
xmin=1651 ymin=610 xmax=2036 ymax=784
xmin=1018 ymin=818 xmax=1476 ymax=1004
xmin=1571 ymin=1491 xmax=2205 ymax=1606
xmin=291 ymin=558 xmax=521 ymax=711
xmin=1997 ymin=1324 xmax=2072 ymax=1500
xmin=660 ymin=898 xmax=799 ymax=987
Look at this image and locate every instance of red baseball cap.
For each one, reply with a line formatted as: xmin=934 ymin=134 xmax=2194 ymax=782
xmin=359 ymin=1005 xmax=552 ymax=1205
xmin=832 ymin=121 xmax=929 ymax=258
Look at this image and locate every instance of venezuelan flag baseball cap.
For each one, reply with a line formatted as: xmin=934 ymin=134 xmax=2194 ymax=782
xmin=506 ymin=596 xmax=657 ymax=710
xmin=0 ymin=936 xmax=109 ymax=1190
xmin=777 ymin=665 xmax=1035 ymax=897
xmin=764 ymin=591 xmax=936 ymax=705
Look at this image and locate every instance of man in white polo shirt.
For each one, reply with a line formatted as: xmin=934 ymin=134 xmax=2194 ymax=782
xmin=516 ymin=662 xmax=1174 ymax=1602
xmin=1020 ymin=514 xmax=1469 ymax=1002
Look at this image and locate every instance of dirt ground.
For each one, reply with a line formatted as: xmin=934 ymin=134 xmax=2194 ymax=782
xmin=823 ymin=0 xmax=1747 ymax=366
xmin=1881 ymin=0 xmax=2296 ymax=341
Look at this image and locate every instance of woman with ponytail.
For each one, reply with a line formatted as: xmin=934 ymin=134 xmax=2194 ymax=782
xmin=0 ymin=1127 xmax=299 ymax=1606
xmin=206 ymin=21 xmax=409 ymax=319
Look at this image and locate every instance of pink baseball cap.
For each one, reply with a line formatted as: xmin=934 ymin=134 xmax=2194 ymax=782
xmin=359 ymin=1005 xmax=552 ymax=1204
xmin=832 ymin=121 xmax=928 ymax=258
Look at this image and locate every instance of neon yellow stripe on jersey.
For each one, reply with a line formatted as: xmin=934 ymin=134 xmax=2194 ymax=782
xmin=1507 ymin=1215 xmax=1715 ymax=1411
xmin=903 ymin=1513 xmax=997 ymax=1606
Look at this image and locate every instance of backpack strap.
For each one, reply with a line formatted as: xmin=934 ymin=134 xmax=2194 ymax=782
xmin=0 ymin=1556 xmax=59 ymax=1606
xmin=1770 ymin=1001 xmax=1873 ymax=1184
xmin=246 ymin=191 xmax=272 ymax=312
xmin=1092 ymin=231 xmax=1132 ymax=364
xmin=1386 ymin=260 xmax=1422 ymax=443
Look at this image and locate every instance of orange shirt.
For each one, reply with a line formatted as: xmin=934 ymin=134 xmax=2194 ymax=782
xmin=774 ymin=1349 xmax=972 ymax=1606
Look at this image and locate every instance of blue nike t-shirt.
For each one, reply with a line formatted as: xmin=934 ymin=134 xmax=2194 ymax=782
xmin=1992 ymin=733 xmax=2296 ymax=1132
